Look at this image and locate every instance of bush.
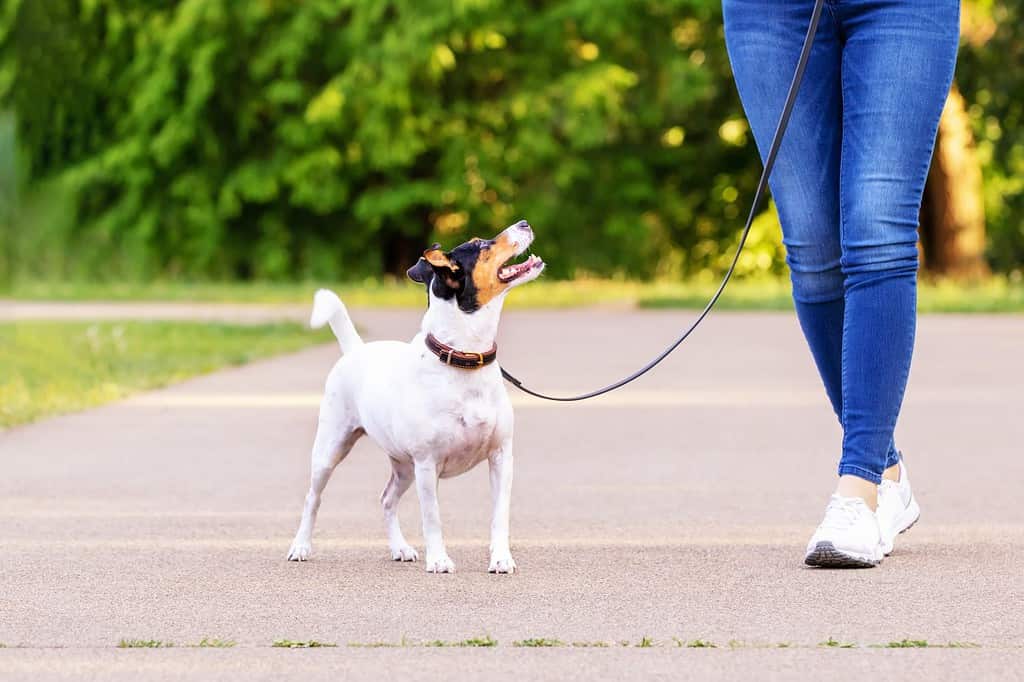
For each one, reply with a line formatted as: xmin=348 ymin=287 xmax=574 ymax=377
xmin=0 ymin=0 xmax=777 ymax=281
xmin=1 ymin=0 xmax=1019 ymax=282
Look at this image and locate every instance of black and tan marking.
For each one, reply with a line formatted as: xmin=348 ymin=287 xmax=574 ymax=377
xmin=406 ymin=226 xmax=540 ymax=313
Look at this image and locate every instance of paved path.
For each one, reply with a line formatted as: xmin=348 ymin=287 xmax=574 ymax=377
xmin=2 ymin=307 xmax=1023 ymax=680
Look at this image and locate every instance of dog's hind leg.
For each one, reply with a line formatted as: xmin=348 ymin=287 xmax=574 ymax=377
xmin=286 ymin=415 xmax=362 ymax=561
xmin=380 ymin=458 xmax=418 ymax=562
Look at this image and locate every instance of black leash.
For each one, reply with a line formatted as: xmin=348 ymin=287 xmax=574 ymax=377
xmin=501 ymin=0 xmax=825 ymax=402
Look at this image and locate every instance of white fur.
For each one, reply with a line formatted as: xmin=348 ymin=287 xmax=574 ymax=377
xmin=287 ymin=222 xmax=542 ymax=573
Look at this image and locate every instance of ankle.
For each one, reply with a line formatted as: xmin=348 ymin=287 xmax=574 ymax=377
xmin=882 ymin=461 xmax=901 ymax=483
xmin=836 ymin=475 xmax=879 ymax=511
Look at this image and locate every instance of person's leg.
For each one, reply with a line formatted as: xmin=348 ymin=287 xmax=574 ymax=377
xmin=723 ymin=0 xmax=907 ymax=489
xmin=724 ymin=0 xmax=847 ymax=407
xmin=835 ymin=0 xmax=960 ymax=484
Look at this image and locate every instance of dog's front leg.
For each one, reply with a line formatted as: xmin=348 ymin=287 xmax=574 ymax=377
xmin=488 ymin=440 xmax=516 ymax=574
xmin=414 ymin=459 xmax=455 ymax=573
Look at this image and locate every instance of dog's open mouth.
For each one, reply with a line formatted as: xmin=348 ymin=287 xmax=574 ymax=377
xmin=498 ymin=253 xmax=543 ymax=283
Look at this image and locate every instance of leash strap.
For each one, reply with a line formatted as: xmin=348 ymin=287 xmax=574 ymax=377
xmin=500 ymin=0 xmax=826 ymax=402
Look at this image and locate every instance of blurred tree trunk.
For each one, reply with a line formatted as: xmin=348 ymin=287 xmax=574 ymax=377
xmin=920 ymin=86 xmax=988 ymax=279
xmin=918 ymin=1 xmax=993 ymax=280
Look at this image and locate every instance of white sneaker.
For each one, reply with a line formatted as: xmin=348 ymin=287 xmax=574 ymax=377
xmin=804 ymin=495 xmax=884 ymax=568
xmin=877 ymin=457 xmax=921 ymax=556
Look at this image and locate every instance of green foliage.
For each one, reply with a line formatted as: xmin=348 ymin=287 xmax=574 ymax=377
xmin=513 ymin=638 xmax=565 ymax=647
xmin=883 ymin=639 xmax=930 ymax=648
xmin=0 ymin=0 xmax=1020 ymax=282
xmin=192 ymin=638 xmax=236 ymax=648
xmin=117 ymin=639 xmax=173 ymax=648
xmin=956 ymin=1 xmax=1024 ymax=276
xmin=819 ymin=637 xmax=855 ymax=649
xmin=0 ymin=0 xmax=773 ymax=281
xmin=271 ymin=639 xmax=337 ymax=648
xmin=684 ymin=638 xmax=717 ymax=648
xmin=425 ymin=635 xmax=498 ymax=647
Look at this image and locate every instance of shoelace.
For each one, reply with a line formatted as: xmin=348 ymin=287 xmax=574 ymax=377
xmin=820 ymin=496 xmax=867 ymax=532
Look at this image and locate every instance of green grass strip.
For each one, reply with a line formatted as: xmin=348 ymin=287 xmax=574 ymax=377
xmin=0 ymin=321 xmax=324 ymax=428
xmin=271 ymin=639 xmax=337 ymax=649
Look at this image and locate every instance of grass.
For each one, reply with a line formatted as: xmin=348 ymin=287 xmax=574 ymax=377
xmin=118 ymin=639 xmax=173 ymax=648
xmin=881 ymin=639 xmax=930 ymax=648
xmin=820 ymin=637 xmax=856 ymax=649
xmin=683 ymin=639 xmax=718 ymax=649
xmin=192 ymin=638 xmax=236 ymax=648
xmin=513 ymin=638 xmax=565 ymax=648
xmin=8 ymin=275 xmax=1024 ymax=312
xmin=119 ymin=637 xmax=235 ymax=648
xmin=271 ymin=639 xmax=337 ymax=649
xmin=0 ymin=321 xmax=325 ymax=428
xmin=424 ymin=636 xmax=498 ymax=648
xmin=15 ymin=636 xmax=1000 ymax=651
xmin=639 ymin=276 xmax=1024 ymax=313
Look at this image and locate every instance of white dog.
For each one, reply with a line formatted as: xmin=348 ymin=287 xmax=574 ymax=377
xmin=287 ymin=220 xmax=544 ymax=573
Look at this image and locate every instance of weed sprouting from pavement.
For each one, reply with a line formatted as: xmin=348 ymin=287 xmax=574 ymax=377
xmin=425 ymin=636 xmax=497 ymax=648
xmin=271 ymin=639 xmax=337 ymax=649
xmin=105 ymin=635 xmax=994 ymax=650
xmin=820 ymin=637 xmax=856 ymax=649
xmin=456 ymin=636 xmax=498 ymax=648
xmin=513 ymin=638 xmax=565 ymax=647
xmin=685 ymin=639 xmax=717 ymax=648
xmin=192 ymin=638 xmax=236 ymax=648
xmin=881 ymin=639 xmax=930 ymax=648
xmin=118 ymin=639 xmax=173 ymax=648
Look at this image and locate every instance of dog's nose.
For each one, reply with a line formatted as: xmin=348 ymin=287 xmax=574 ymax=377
xmin=514 ymin=219 xmax=532 ymax=235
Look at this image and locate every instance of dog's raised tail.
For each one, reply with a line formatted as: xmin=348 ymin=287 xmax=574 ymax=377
xmin=310 ymin=289 xmax=363 ymax=353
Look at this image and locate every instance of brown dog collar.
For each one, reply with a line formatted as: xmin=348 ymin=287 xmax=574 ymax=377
xmin=425 ymin=333 xmax=497 ymax=369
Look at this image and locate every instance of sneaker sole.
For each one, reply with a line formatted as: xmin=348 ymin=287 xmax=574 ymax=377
xmin=804 ymin=541 xmax=880 ymax=568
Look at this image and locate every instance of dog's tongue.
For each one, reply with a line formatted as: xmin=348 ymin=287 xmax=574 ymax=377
xmin=500 ymin=255 xmax=541 ymax=281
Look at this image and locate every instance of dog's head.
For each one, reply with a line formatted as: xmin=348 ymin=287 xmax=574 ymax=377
xmin=407 ymin=220 xmax=544 ymax=313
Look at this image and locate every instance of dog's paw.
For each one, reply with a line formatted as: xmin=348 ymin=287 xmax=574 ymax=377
xmin=488 ymin=550 xmax=517 ymax=574
xmin=390 ymin=544 xmax=419 ymax=562
xmin=425 ymin=553 xmax=455 ymax=574
xmin=287 ymin=540 xmax=312 ymax=562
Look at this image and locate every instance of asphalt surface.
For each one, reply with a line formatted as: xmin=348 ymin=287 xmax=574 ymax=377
xmin=2 ymin=307 xmax=1023 ymax=680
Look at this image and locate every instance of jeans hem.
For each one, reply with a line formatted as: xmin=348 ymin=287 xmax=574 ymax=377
xmin=837 ymin=464 xmax=882 ymax=485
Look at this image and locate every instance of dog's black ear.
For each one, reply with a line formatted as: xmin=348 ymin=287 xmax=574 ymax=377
xmin=406 ymin=257 xmax=434 ymax=285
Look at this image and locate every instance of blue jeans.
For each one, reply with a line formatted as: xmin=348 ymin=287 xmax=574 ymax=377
xmin=723 ymin=0 xmax=959 ymax=483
